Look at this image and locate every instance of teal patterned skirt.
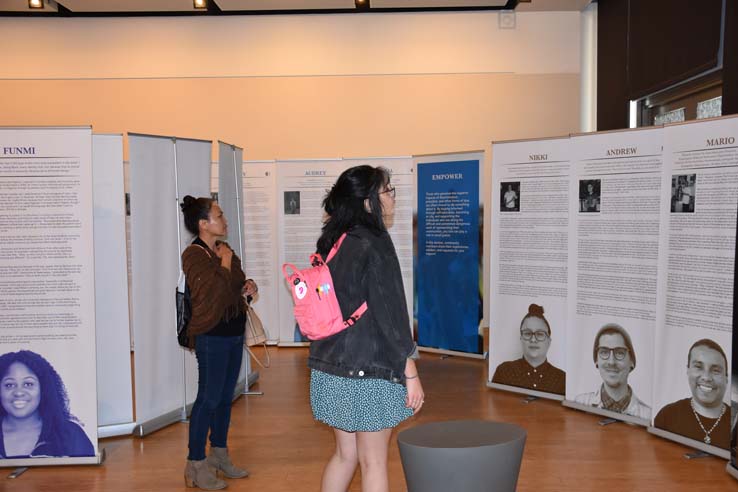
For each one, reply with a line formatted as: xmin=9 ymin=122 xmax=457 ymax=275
xmin=310 ymin=369 xmax=413 ymax=432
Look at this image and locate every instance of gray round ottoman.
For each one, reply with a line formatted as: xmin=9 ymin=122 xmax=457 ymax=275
xmin=397 ymin=420 xmax=527 ymax=492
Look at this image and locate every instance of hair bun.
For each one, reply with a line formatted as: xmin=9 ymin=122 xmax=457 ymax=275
xmin=180 ymin=195 xmax=195 ymax=212
xmin=528 ymin=304 xmax=544 ymax=317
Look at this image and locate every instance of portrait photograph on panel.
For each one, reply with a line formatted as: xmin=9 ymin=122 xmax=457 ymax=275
xmin=670 ymin=174 xmax=696 ymax=213
xmin=578 ymin=179 xmax=601 ymax=213
xmin=284 ymin=191 xmax=301 ymax=215
xmin=572 ymin=323 xmax=651 ymax=419
xmin=491 ymin=303 xmax=565 ymax=395
xmin=654 ymin=337 xmax=730 ymax=449
xmin=0 ymin=350 xmax=95 ymax=459
xmin=500 ymin=181 xmax=520 ymax=212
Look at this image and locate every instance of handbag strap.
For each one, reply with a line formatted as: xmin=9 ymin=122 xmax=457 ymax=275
xmin=188 ymin=243 xmax=212 ymax=258
xmin=244 ymin=306 xmax=271 ymax=368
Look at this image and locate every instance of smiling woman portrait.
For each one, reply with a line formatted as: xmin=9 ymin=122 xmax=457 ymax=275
xmin=492 ymin=304 xmax=565 ymax=395
xmin=0 ymin=350 xmax=93 ymax=459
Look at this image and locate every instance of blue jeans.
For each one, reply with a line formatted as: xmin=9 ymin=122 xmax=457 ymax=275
xmin=187 ymin=334 xmax=244 ymax=460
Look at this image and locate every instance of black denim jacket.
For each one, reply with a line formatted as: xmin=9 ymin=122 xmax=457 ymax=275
xmin=307 ymin=225 xmax=416 ymax=384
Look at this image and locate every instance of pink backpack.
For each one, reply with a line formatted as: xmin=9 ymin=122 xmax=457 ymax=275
xmin=282 ymin=233 xmax=368 ymax=340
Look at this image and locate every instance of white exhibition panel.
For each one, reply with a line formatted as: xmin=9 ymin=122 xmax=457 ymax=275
xmin=243 ymin=161 xmax=279 ymax=344
xmin=275 ymin=159 xmax=345 ymax=344
xmin=129 ymin=133 xmax=184 ymax=429
xmin=0 ymin=126 xmax=100 ymax=465
xmin=563 ymin=127 xmax=663 ymax=426
xmin=234 ymin=147 xmax=252 ymax=382
xmin=274 ymin=157 xmax=416 ymax=345
xmin=485 ymin=118 xmax=738 ymax=460
xmin=176 ymin=139 xmax=212 ymax=253
xmin=650 ymin=116 xmax=738 ymax=458
xmin=218 ymin=143 xmax=245 ymax=259
xmin=175 ymin=138 xmax=213 ymax=409
xmin=92 ymin=133 xmax=134 ymax=428
xmin=218 ymin=142 xmax=252 ymax=384
xmin=488 ymin=137 xmax=570 ymax=400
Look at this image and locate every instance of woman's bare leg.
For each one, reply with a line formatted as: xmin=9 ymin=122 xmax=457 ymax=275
xmin=321 ymin=428 xmax=359 ymax=492
xmin=356 ymin=428 xmax=392 ymax=492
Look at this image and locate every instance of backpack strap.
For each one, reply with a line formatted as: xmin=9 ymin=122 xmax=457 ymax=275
xmin=343 ymin=301 xmax=368 ymax=327
xmin=282 ymin=263 xmax=300 ymax=281
xmin=326 ymin=232 xmax=348 ymax=262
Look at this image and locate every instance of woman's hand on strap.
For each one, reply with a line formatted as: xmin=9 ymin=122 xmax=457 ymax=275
xmin=243 ymin=279 xmax=258 ymax=297
xmin=214 ymin=241 xmax=233 ymax=270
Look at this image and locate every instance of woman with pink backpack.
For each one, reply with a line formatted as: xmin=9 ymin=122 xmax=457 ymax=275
xmin=307 ymin=165 xmax=424 ymax=492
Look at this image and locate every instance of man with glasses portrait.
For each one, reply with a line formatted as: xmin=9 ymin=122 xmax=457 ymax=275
xmin=574 ymin=323 xmax=651 ymax=419
xmin=492 ymin=304 xmax=565 ymax=395
xmin=654 ymin=338 xmax=730 ymax=449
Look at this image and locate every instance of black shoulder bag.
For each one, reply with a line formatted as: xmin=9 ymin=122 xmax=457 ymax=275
xmin=176 ymin=281 xmax=192 ymax=347
xmin=176 ymin=244 xmax=210 ymax=348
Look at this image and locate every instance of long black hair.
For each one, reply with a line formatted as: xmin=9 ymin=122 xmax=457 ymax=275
xmin=316 ymin=165 xmax=391 ymax=256
xmin=0 ymin=350 xmax=77 ymax=426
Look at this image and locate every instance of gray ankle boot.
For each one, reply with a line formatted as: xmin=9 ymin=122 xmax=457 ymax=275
xmin=185 ymin=459 xmax=228 ymax=490
xmin=207 ymin=447 xmax=249 ymax=479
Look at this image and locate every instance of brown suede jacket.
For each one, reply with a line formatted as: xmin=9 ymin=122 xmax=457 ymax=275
xmin=181 ymin=238 xmax=246 ymax=345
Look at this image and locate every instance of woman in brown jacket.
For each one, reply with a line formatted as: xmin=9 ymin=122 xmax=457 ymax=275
xmin=180 ymin=195 xmax=257 ymax=490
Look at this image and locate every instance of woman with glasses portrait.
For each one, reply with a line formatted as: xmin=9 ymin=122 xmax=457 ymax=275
xmin=574 ymin=324 xmax=650 ymax=419
xmin=491 ymin=304 xmax=565 ymax=395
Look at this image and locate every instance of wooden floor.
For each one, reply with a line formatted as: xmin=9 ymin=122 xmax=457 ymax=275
xmin=3 ymin=348 xmax=735 ymax=491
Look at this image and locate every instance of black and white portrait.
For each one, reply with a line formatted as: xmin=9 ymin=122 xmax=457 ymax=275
xmin=284 ymin=191 xmax=300 ymax=215
xmin=579 ymin=179 xmax=601 ymax=213
xmin=491 ymin=304 xmax=565 ymax=395
xmin=574 ymin=324 xmax=650 ymax=419
xmin=0 ymin=350 xmax=94 ymax=458
xmin=670 ymin=174 xmax=696 ymax=213
xmin=500 ymin=181 xmax=520 ymax=212
xmin=654 ymin=339 xmax=729 ymax=449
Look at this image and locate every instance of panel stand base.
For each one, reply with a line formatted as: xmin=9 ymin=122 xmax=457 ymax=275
xmin=684 ymin=450 xmax=711 ymax=460
xmin=598 ymin=417 xmax=619 ymax=426
xmin=7 ymin=467 xmax=28 ymax=479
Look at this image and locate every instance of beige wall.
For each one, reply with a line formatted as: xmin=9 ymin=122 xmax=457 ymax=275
xmin=1 ymin=11 xmax=581 ymax=157
xmin=0 ymin=73 xmax=578 ymax=159
xmin=2 ymin=12 xmax=579 ymax=78
xmin=0 ymin=11 xmax=582 ymax=329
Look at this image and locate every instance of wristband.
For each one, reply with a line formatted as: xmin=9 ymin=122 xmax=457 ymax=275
xmin=404 ymin=374 xmax=419 ymax=379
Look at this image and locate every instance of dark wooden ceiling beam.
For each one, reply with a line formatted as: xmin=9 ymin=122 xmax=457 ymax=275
xmin=2 ymin=0 xmax=518 ymax=17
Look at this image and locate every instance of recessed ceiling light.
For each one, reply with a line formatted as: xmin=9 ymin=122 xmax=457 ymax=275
xmin=28 ymin=0 xmax=44 ymax=9
xmin=194 ymin=0 xmax=207 ymax=9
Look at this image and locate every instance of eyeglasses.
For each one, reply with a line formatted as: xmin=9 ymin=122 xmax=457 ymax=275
xmin=380 ymin=186 xmax=396 ymax=198
xmin=520 ymin=330 xmax=549 ymax=342
xmin=597 ymin=347 xmax=629 ymax=361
